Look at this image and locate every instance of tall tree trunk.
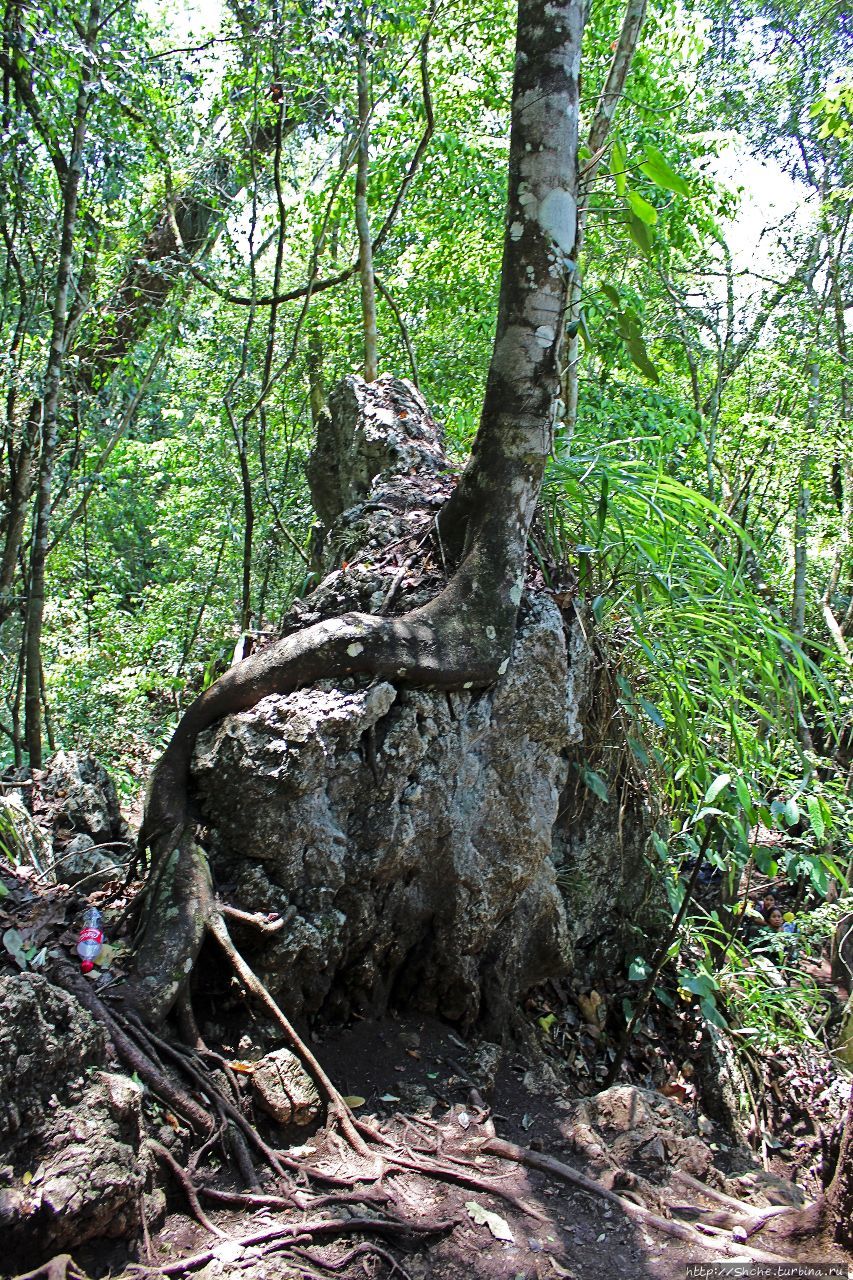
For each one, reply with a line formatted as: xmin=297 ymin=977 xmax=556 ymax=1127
xmin=791 ymin=361 xmax=819 ymax=642
xmin=355 ymin=41 xmax=378 ymax=383
xmin=127 ymin=0 xmax=584 ymax=1025
xmin=238 ymin=433 xmax=254 ymax=633
xmin=561 ymin=0 xmax=647 ymax=446
xmin=0 ymin=113 xmax=286 ymax=630
xmin=23 ymin=0 xmax=100 ymax=766
xmin=823 ymin=265 xmax=852 ymax=659
xmin=0 ymin=396 xmax=40 ymax=612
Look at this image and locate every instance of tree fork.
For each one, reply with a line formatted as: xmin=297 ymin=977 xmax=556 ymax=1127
xmin=126 ymin=0 xmax=583 ymax=1029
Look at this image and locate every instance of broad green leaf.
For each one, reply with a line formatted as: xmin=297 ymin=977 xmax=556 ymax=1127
xmin=734 ymin=775 xmax=754 ymax=820
xmin=700 ymin=996 xmax=727 ymax=1028
xmin=627 ymin=191 xmax=658 ymax=225
xmin=681 ymin=970 xmax=716 ymax=997
xmin=610 ymin=136 xmax=627 ymax=196
xmin=581 ymin=766 xmax=609 ymax=803
xmin=601 ymin=283 xmax=621 ymax=307
xmin=783 ymin=797 xmax=800 ymax=827
xmin=805 ymin=795 xmax=825 ymax=842
xmin=704 ymin=773 xmax=731 ymax=804
xmin=627 ymin=212 xmax=654 ymax=256
xmin=616 ymin=674 xmax=633 ymax=701
xmin=627 ymin=334 xmax=660 ymax=383
xmin=3 ymin=928 xmax=27 ymax=969
xmin=651 ymin=832 xmax=669 ymax=861
xmin=693 ymin=806 xmax=725 ymax=824
xmin=755 ymin=847 xmax=778 ymax=875
xmin=640 ymin=697 xmax=664 ymax=727
xmin=627 ymin=735 xmax=649 ymax=767
xmin=639 ymin=146 xmax=691 ymax=196
xmin=628 ymin=956 xmax=651 ymax=981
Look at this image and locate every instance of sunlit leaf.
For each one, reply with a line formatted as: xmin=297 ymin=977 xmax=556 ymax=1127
xmin=466 ymin=1201 xmax=514 ymax=1242
xmin=627 ymin=211 xmax=654 ymax=256
xmin=627 ymin=191 xmax=658 ymax=225
xmin=704 ymin=773 xmax=731 ymax=804
xmin=610 ymin=136 xmax=628 ymax=196
xmin=639 ymin=145 xmax=691 ymax=196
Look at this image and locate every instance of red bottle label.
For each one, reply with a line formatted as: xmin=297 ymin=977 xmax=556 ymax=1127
xmin=79 ymin=927 xmax=102 ymax=944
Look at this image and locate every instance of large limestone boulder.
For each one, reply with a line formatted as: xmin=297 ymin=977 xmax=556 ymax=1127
xmin=191 ymin=376 xmax=660 ymax=1032
xmin=1 ymin=751 xmax=131 ymax=884
xmin=194 ymin=593 xmax=571 ymax=1030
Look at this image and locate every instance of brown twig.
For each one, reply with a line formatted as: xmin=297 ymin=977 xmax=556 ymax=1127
xmin=207 ymin=912 xmax=375 ymax=1160
xmin=219 ymin=902 xmax=286 ymax=933
xmin=292 ymin=1241 xmax=415 ymax=1278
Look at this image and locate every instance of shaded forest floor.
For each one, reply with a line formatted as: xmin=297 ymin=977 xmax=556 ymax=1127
xmin=57 ymin=1007 xmax=853 ymax=1280
xmin=2 ymin=754 xmax=852 ymax=1280
xmin=5 ymin=905 xmax=853 ymax=1280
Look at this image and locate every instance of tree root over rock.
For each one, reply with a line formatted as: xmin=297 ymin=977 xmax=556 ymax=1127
xmin=481 ymin=1137 xmax=811 ymax=1264
xmin=123 ymin=1214 xmax=456 ymax=1279
xmin=13 ymin=1259 xmax=87 ymax=1280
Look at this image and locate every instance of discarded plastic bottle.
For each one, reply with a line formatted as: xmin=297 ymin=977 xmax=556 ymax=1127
xmin=76 ymin=906 xmax=103 ymax=974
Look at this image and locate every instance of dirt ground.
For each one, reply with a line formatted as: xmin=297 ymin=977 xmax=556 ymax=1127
xmin=49 ymin=1009 xmax=850 ymax=1280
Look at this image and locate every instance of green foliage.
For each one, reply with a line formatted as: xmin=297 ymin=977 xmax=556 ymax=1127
xmin=0 ymin=0 xmax=849 ymax=1099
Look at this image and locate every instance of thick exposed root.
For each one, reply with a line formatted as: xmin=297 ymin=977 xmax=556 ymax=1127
xmin=123 ymin=1213 xmax=456 ymax=1279
xmin=11 ymin=1258 xmax=87 ymax=1280
xmin=480 ymin=1137 xmax=807 ymax=1263
xmin=127 ymin=571 xmax=510 ymax=1027
xmin=124 ymin=830 xmax=214 ymax=1026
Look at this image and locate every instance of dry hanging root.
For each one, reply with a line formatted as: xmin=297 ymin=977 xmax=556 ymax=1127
xmin=206 ymin=911 xmax=374 ymax=1159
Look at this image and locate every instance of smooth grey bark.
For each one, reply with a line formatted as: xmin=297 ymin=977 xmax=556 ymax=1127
xmin=126 ymin=0 xmax=584 ymax=1024
xmin=561 ymin=0 xmax=647 ymax=446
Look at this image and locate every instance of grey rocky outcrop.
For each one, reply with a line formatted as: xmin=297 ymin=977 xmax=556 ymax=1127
xmin=39 ymin=750 xmax=130 ymax=848
xmin=1 ymin=751 xmax=131 ymax=882
xmin=192 ymin=375 xmax=660 ymax=1031
xmin=0 ymin=973 xmax=145 ymax=1269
